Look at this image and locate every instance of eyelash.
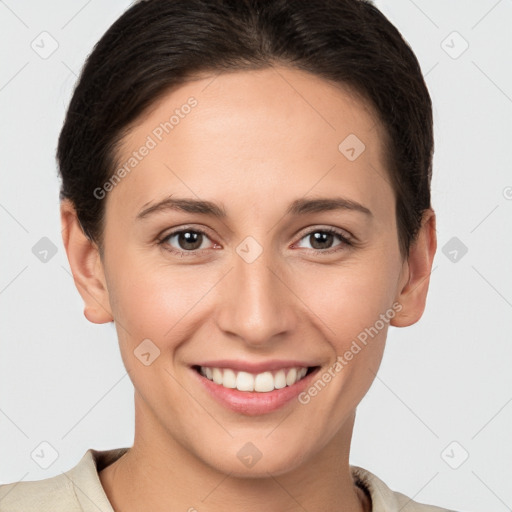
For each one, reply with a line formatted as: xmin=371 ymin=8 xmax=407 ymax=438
xmin=157 ymin=226 xmax=353 ymax=257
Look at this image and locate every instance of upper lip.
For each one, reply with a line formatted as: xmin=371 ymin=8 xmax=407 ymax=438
xmin=193 ymin=359 xmax=318 ymax=374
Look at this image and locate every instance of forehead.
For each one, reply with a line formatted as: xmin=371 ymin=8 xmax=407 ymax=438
xmin=108 ymin=66 xmax=393 ymax=221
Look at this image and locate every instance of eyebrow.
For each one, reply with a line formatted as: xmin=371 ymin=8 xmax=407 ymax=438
xmin=136 ymin=195 xmax=372 ymax=220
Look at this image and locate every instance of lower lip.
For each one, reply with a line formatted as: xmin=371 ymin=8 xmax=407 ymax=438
xmin=191 ymin=367 xmax=320 ymax=416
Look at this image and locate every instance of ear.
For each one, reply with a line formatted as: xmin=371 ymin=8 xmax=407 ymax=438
xmin=391 ymin=208 xmax=437 ymax=327
xmin=60 ymin=199 xmax=113 ymax=324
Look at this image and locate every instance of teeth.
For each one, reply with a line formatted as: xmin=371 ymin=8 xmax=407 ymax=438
xmin=254 ymin=371 xmax=274 ymax=392
xmin=212 ymin=368 xmax=223 ymax=385
xmin=286 ymin=368 xmax=297 ymax=386
xmin=199 ymin=366 xmax=309 ymax=392
xmin=222 ymin=368 xmax=237 ymax=388
xmin=236 ymin=371 xmax=254 ymax=391
xmin=274 ymin=369 xmax=287 ymax=389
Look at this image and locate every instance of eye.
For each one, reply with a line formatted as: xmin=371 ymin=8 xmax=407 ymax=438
xmin=158 ymin=227 xmax=216 ymax=256
xmin=294 ymin=227 xmax=352 ymax=253
xmin=157 ymin=225 xmax=353 ymax=258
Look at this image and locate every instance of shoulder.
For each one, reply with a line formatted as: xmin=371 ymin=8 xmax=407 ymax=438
xmin=351 ymin=465 xmax=458 ymax=512
xmin=0 ymin=469 xmax=78 ymax=510
xmin=0 ymin=447 xmax=129 ymax=512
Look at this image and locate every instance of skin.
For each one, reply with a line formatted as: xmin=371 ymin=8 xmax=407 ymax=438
xmin=61 ymin=65 xmax=436 ymax=512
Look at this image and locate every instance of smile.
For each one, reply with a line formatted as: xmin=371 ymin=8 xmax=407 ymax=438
xmin=196 ymin=365 xmax=312 ymax=392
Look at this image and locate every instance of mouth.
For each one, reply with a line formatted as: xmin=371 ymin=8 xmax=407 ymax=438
xmin=192 ymin=365 xmax=317 ymax=392
xmin=191 ymin=364 xmax=321 ymax=415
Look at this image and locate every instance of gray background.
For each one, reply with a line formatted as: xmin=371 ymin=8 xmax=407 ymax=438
xmin=1 ymin=1 xmax=511 ymax=510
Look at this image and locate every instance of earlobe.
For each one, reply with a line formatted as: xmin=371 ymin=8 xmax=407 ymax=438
xmin=60 ymin=199 xmax=114 ymax=324
xmin=390 ymin=208 xmax=437 ymax=328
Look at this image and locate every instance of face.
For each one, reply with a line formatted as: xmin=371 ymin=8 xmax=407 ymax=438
xmin=69 ymin=66 xmax=423 ymax=476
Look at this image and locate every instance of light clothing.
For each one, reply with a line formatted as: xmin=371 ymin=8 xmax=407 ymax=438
xmin=0 ymin=447 xmax=456 ymax=511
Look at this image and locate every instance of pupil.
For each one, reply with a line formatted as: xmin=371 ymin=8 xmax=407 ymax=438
xmin=311 ymin=232 xmax=332 ymax=250
xmin=180 ymin=231 xmax=202 ymax=250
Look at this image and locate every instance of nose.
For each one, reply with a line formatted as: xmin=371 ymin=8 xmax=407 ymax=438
xmin=214 ymin=246 xmax=297 ymax=347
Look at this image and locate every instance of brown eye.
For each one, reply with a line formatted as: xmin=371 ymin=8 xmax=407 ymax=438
xmin=160 ymin=229 xmax=213 ymax=254
xmin=295 ymin=228 xmax=352 ymax=253
xmin=175 ymin=231 xmax=203 ymax=251
xmin=308 ymin=231 xmax=336 ymax=250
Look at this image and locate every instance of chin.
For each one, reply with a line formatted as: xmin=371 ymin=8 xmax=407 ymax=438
xmin=198 ymin=441 xmax=312 ymax=478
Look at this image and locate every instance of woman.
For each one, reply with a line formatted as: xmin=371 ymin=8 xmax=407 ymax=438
xmin=0 ymin=0 xmax=455 ymax=510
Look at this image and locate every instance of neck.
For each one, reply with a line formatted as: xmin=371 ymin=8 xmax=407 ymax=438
xmin=99 ymin=395 xmax=370 ymax=512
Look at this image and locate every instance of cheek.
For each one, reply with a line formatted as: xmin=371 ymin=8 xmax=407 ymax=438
xmin=292 ymin=256 xmax=400 ymax=344
xmin=106 ymin=249 xmax=219 ymax=345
